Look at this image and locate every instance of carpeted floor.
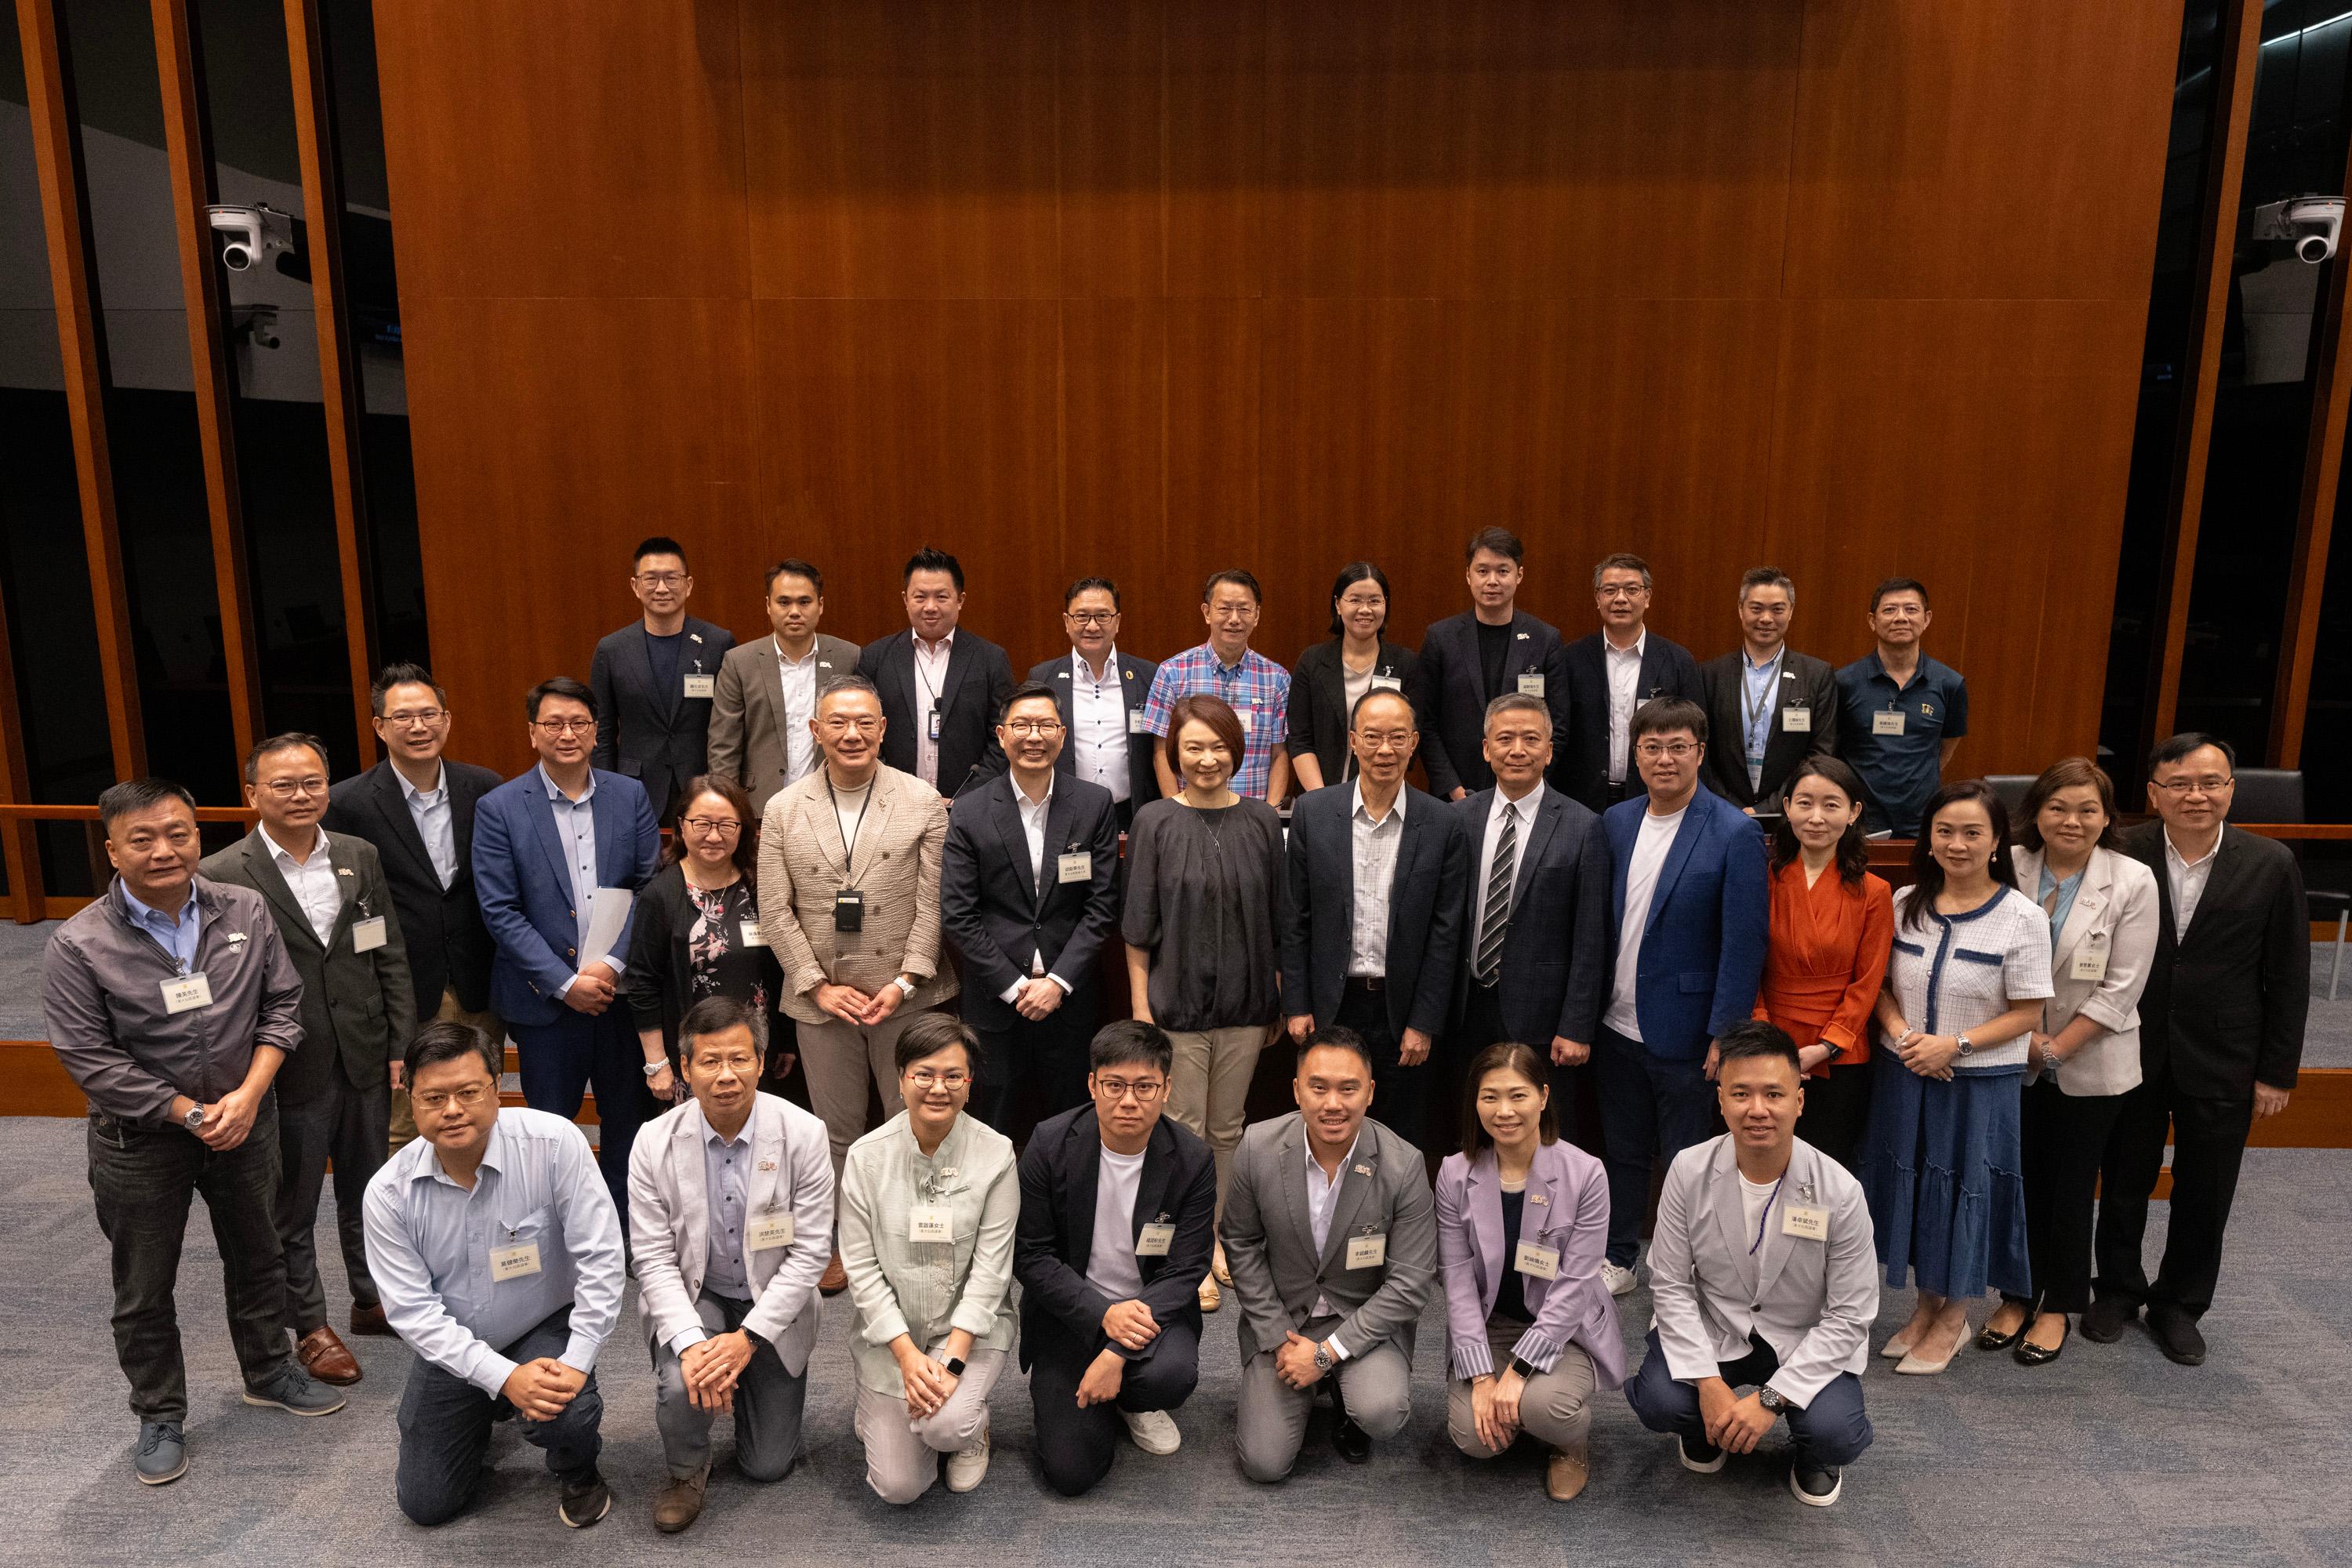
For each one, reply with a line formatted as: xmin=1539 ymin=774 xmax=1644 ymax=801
xmin=1 ymin=1118 xmax=2347 ymax=1567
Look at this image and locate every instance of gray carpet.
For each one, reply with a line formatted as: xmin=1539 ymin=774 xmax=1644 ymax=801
xmin=2 ymin=1118 xmax=2347 ymax=1567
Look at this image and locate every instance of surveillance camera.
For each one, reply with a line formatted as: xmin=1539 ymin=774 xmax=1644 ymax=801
xmin=2251 ymin=195 xmax=2346 ymax=264
xmin=205 ymin=203 xmax=295 ymax=272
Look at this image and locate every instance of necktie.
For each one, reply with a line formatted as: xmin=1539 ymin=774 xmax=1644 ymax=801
xmin=1475 ymin=803 xmax=1517 ymax=983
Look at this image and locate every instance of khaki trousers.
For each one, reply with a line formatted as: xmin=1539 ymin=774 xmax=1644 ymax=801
xmin=1165 ymin=1025 xmax=1265 ymax=1222
xmin=1445 ymin=1316 xmax=1598 ymax=1457
xmin=797 ymin=1009 xmax=923 ymax=1180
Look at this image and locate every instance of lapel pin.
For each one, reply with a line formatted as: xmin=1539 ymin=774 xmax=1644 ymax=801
xmin=689 ymin=633 xmax=704 ymax=644
xmin=1124 ymin=670 xmax=1134 ymax=680
xmin=757 ymin=1158 xmax=778 ymax=1171
xmin=1527 ymin=1191 xmax=1548 ymax=1206
xmin=336 ymin=866 xmax=355 ymax=877
xmin=1352 ymin=1163 xmax=1373 ymax=1177
xmin=1058 ymin=670 xmax=1070 ymax=680
xmin=227 ymin=931 xmax=248 ymax=946
xmin=1515 ymin=631 xmax=1530 ymax=641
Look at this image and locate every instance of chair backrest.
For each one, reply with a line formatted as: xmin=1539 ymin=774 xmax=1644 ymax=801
xmin=1984 ymin=775 xmax=2035 ymax=823
xmin=2230 ymin=768 xmax=2304 ymax=826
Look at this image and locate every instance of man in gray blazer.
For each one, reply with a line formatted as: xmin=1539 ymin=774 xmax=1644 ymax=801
xmin=203 ymin=733 xmax=416 ymax=1387
xmin=1624 ymin=1022 xmax=1875 ymax=1508
xmin=1221 ymin=1029 xmax=1437 ymax=1480
xmin=706 ymin=558 xmax=861 ymax=817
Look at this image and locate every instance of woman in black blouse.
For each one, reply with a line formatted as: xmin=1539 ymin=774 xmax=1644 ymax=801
xmin=626 ymin=774 xmax=786 ymax=1102
xmin=1288 ymin=561 xmax=1426 ymax=793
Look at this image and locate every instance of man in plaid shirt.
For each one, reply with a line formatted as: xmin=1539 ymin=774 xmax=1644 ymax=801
xmin=1140 ymin=569 xmax=1294 ymax=804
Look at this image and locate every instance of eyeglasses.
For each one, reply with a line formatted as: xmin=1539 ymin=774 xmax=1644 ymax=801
xmin=1065 ymin=611 xmax=1118 ymax=626
xmin=2153 ymin=775 xmax=2234 ymax=796
xmin=1599 ymin=586 xmax=1646 ymax=601
xmin=383 ymin=708 xmax=446 ymax=728
xmin=1094 ymin=1077 xmax=1165 ymax=1102
xmin=262 ymin=777 xmax=328 ymax=798
xmin=819 ymin=717 xmax=882 ymax=736
xmin=635 ymin=572 xmax=687 ymax=588
xmin=1635 ymin=741 xmax=1698 ymax=760
xmin=1354 ymin=730 xmax=1414 ymax=752
xmin=681 ymin=816 xmax=742 ymax=836
xmin=534 ymin=717 xmax=595 ymax=735
xmin=413 ymin=1083 xmax=493 ymax=1111
xmin=906 ymin=1069 xmax=970 ymax=1091
xmin=1003 ymin=719 xmax=1064 ymax=738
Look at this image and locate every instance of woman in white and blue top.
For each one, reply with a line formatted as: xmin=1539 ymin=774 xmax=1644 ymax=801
xmin=1860 ymin=781 xmax=2053 ymax=1377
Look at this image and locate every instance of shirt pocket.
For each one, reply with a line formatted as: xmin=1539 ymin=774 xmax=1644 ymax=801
xmin=1953 ymin=949 xmax=2003 ymax=967
xmin=1892 ymin=938 xmax=1926 ymax=957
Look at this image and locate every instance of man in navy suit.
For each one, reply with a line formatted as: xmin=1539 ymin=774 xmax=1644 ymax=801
xmin=1414 ymin=528 xmax=1570 ymax=802
xmin=473 ymin=677 xmax=662 ymax=1221
xmin=1030 ymin=576 xmax=1160 ymax=829
xmin=858 ymin=546 xmax=1016 ymax=802
xmin=590 ymin=535 xmax=736 ymax=825
xmin=1281 ymin=686 xmax=1468 ymax=1150
xmin=1594 ymin=695 xmax=1768 ymax=1294
xmin=1560 ymin=553 xmax=1704 ymax=811
xmin=941 ymin=682 xmax=1124 ymax=1136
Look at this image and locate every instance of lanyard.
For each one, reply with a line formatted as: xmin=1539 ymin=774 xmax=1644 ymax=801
xmin=825 ymin=775 xmax=873 ymax=878
xmin=1741 ymin=652 xmax=1781 ymax=748
xmin=913 ymin=641 xmax=947 ymax=712
xmin=1750 ymin=1173 xmax=1786 ymax=1255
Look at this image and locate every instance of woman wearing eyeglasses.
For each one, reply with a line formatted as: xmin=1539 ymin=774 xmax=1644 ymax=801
xmin=1288 ymin=561 xmax=1427 ymax=793
xmin=838 ymin=1014 xmax=1018 ymax=1504
xmin=625 ymin=775 xmax=787 ymax=1105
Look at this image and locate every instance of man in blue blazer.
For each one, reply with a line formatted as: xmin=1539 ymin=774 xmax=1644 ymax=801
xmin=589 ymin=535 xmax=736 ymax=824
xmin=1029 ymin=576 xmax=1160 ymax=829
xmin=1280 ymin=687 xmax=1469 ymax=1150
xmin=1595 ymin=696 xmax=1768 ymax=1294
xmin=474 ymin=677 xmax=662 ymax=1222
xmin=1559 ymin=553 xmax=1704 ymax=811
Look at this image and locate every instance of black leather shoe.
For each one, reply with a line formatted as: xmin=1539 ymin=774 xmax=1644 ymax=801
xmin=2081 ymin=1298 xmax=2135 ymax=1343
xmin=1974 ymin=1316 xmax=2025 ymax=1352
xmin=2147 ymin=1307 xmax=2207 ymax=1367
xmin=2013 ymin=1317 xmax=2070 ymax=1366
xmin=1331 ymin=1416 xmax=1372 ymax=1465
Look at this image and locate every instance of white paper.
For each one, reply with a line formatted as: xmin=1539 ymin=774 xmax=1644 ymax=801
xmin=582 ymin=887 xmax=635 ymax=971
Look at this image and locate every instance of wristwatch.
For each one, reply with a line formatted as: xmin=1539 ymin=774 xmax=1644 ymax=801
xmin=1756 ymin=1385 xmax=1791 ymax=1415
xmin=1312 ymin=1341 xmax=1336 ymax=1374
xmin=641 ymin=1058 xmax=666 ymax=1079
xmin=942 ymin=1356 xmax=967 ymax=1377
xmin=1955 ymin=1033 xmax=1976 ymax=1058
xmin=1508 ymin=1355 xmax=1540 ymax=1381
xmin=181 ymin=1102 xmax=208 ymax=1131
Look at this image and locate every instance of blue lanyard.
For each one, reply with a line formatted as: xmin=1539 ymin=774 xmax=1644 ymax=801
xmin=1750 ymin=1174 xmax=1786 ymax=1256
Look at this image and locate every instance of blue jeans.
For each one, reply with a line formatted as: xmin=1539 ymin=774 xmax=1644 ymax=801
xmin=1624 ymin=1329 xmax=1872 ymax=1469
xmin=1592 ymin=1027 xmax=1718 ymax=1267
xmin=395 ymin=1305 xmax=604 ymax=1526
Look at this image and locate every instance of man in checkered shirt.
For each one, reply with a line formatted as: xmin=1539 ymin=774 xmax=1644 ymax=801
xmin=1140 ymin=569 xmax=1295 ymax=805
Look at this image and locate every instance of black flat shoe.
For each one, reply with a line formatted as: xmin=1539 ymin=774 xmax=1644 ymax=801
xmin=2148 ymin=1307 xmax=2206 ymax=1367
xmin=1331 ymin=1416 xmax=1371 ymax=1465
xmin=2081 ymin=1298 xmax=2135 ymax=1343
xmin=2013 ymin=1319 xmax=2070 ymax=1366
xmin=1974 ymin=1318 xmax=2026 ymax=1352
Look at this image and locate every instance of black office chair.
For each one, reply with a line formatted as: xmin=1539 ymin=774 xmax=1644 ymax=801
xmin=1985 ymin=775 xmax=2036 ymax=824
xmin=2230 ymin=768 xmax=2346 ymax=1001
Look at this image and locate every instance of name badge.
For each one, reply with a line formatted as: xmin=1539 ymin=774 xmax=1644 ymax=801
xmin=1236 ymin=709 xmax=1253 ymax=735
xmin=833 ymin=888 xmax=864 ymax=934
xmin=1512 ymin=1240 xmax=1561 ymax=1280
xmin=746 ymin=1210 xmax=795 ymax=1252
xmin=1127 ymin=710 xmax=1149 ymax=735
xmin=1781 ymin=707 xmax=1812 ymax=733
xmin=1872 ymin=710 xmax=1906 ymax=737
xmin=909 ymin=1204 xmax=954 ymax=1243
xmin=1135 ymin=1221 xmax=1176 ymax=1257
xmin=683 ymin=673 xmax=717 ymax=699
xmin=739 ymin=919 xmax=768 ymax=948
xmin=1516 ymin=673 xmax=1546 ymax=698
xmin=490 ymin=1241 xmax=543 ymax=1281
xmin=352 ymin=915 xmax=389 ymax=953
xmin=1370 ymin=675 xmax=1402 ymax=692
xmin=1057 ymin=851 xmax=1093 ymax=884
xmin=1781 ymin=1206 xmax=1828 ymax=1241
xmin=162 ymin=973 xmax=213 ymax=1014
xmin=1345 ymin=1231 xmax=1388 ymax=1270
xmin=928 ymin=708 xmax=943 ymax=741
xmin=2071 ymin=940 xmax=2108 ymax=982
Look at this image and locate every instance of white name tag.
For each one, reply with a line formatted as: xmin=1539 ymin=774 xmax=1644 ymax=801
xmin=1872 ymin=710 xmax=1906 ymax=736
xmin=746 ymin=1209 xmax=795 ymax=1252
xmin=684 ymin=673 xmax=716 ymax=699
xmin=909 ymin=1204 xmax=954 ymax=1243
xmin=162 ymin=973 xmax=213 ymax=1014
xmin=1512 ymin=1240 xmax=1560 ymax=1280
xmin=351 ymin=915 xmax=388 ymax=953
xmin=1135 ymin=1221 xmax=1176 ymax=1258
xmin=1370 ymin=675 xmax=1402 ymax=692
xmin=1782 ymin=707 xmax=1812 ymax=733
xmin=490 ymin=1241 xmax=543 ymax=1281
xmin=1057 ymin=851 xmax=1093 ymax=884
xmin=928 ymin=709 xmax=943 ymax=740
xmin=1781 ymin=1206 xmax=1828 ymax=1241
xmin=1516 ymin=673 xmax=1546 ymax=698
xmin=1236 ymin=710 xmax=1253 ymax=735
xmin=1345 ymin=1232 xmax=1388 ymax=1270
xmin=739 ymin=920 xmax=768 ymax=948
xmin=2071 ymin=942 xmax=2108 ymax=982
xmin=1127 ymin=710 xmax=1149 ymax=735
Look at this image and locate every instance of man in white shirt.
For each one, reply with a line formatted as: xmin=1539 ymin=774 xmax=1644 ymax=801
xmin=1559 ymin=553 xmax=1702 ymax=811
xmin=1029 ymin=577 xmax=1163 ymax=828
xmin=707 ymin=559 xmax=862 ymax=815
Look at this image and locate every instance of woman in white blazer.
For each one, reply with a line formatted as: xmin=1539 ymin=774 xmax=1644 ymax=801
xmin=1976 ymin=758 xmax=2158 ymax=1367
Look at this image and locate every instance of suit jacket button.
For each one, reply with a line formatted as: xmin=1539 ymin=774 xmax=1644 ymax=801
xmin=566 ymin=947 xmax=577 ymax=957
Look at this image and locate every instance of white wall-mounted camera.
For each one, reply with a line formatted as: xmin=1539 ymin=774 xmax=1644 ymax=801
xmin=2250 ymin=195 xmax=2346 ymax=264
xmin=205 ymin=202 xmax=296 ymax=272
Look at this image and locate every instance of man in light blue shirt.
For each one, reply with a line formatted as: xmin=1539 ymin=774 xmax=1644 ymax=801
xmin=363 ymin=1021 xmax=626 ymax=1529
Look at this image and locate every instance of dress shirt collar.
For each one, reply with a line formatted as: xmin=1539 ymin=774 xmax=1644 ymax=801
xmin=1073 ymin=645 xmax=1119 ymax=683
xmin=702 ymin=1115 xmax=753 ymax=1152
xmin=538 ymin=762 xmax=596 ymax=804
xmin=259 ymin=822 xmax=325 ymax=870
xmin=773 ymin=635 xmax=820 ymax=668
xmin=1494 ymin=779 xmax=1546 ymax=821
xmin=914 ymin=628 xmax=956 ymax=656
xmin=1305 ymin=1129 xmax=1363 ymax=1178
xmin=1743 ymin=644 xmax=1785 ymax=674
xmin=1201 ymin=641 xmax=1254 ymax=674
xmin=2163 ymin=826 xmax=2223 ymax=873
xmin=418 ymin=1116 xmax=510 ymax=1190
xmin=397 ymin=763 xmax=448 ymax=803
xmin=1352 ymin=781 xmax=1405 ymax=826
xmin=1014 ymin=771 xmax=1054 ymax=811
xmin=1603 ymin=629 xmax=1647 ymax=660
xmin=122 ymin=884 xmax=201 ymax=938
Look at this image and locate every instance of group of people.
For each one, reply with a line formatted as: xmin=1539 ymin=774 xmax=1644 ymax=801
xmin=38 ymin=528 xmax=2312 ymax=1530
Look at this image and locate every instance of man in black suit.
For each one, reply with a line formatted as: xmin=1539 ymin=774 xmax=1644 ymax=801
xmin=2092 ymin=733 xmax=2309 ymax=1366
xmin=858 ymin=545 xmax=1015 ymax=801
xmin=1415 ymin=527 xmax=1570 ymax=801
xmin=1030 ymin=576 xmax=1160 ymax=829
xmin=1559 ymin=551 xmax=1703 ymax=811
xmin=942 ymin=681 xmax=1123 ymax=1134
xmin=1280 ymin=687 xmax=1468 ymax=1150
xmin=1014 ymin=1021 xmax=1218 ymax=1495
xmin=589 ymin=535 xmax=737 ymax=823
xmin=1452 ymin=692 xmax=1612 ymax=1146
xmin=325 ymin=663 xmax=506 ymax=1157
xmin=1697 ymin=566 xmax=1840 ymax=814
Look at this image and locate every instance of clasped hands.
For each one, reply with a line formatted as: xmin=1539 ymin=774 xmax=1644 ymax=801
xmin=500 ymin=1356 xmax=588 ymax=1422
xmin=1696 ymin=1376 xmax=1777 ymax=1454
xmin=678 ymin=1330 xmax=756 ymax=1414
xmin=813 ymin=978 xmax=908 ymax=1028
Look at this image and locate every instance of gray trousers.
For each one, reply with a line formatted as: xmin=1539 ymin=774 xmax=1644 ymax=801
xmin=797 ymin=1011 xmax=918 ymax=1181
xmin=276 ymin=1073 xmax=389 ymax=1334
xmin=650 ymin=1293 xmax=808 ymax=1482
xmin=1445 ymin=1315 xmax=1598 ymax=1457
xmin=853 ymin=1346 xmax=1007 ymax=1504
xmin=1234 ymin=1316 xmax=1412 ymax=1483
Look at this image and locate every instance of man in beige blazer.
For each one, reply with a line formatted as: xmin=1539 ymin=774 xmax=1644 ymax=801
xmin=708 ymin=558 xmax=861 ymax=816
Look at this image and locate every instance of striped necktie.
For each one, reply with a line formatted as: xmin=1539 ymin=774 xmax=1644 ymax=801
xmin=1475 ymin=801 xmax=1518 ymax=984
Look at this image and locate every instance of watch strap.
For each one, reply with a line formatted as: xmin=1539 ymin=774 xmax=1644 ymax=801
xmin=1508 ymin=1355 xmax=1540 ymax=1380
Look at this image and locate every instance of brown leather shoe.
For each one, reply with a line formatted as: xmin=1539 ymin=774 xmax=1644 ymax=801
xmin=819 ymin=1251 xmax=848 ymax=1297
xmin=1545 ymin=1442 xmax=1590 ymax=1503
xmin=652 ymin=1463 xmax=708 ymax=1534
xmin=347 ymin=1301 xmax=392 ymax=1338
xmin=296 ymin=1324 xmax=362 ymax=1386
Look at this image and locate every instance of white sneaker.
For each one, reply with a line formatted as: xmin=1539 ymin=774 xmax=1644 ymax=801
xmin=944 ymin=1425 xmax=990 ymax=1493
xmin=1120 ymin=1408 xmax=1181 ymax=1456
xmin=1600 ymin=1261 xmax=1639 ymax=1297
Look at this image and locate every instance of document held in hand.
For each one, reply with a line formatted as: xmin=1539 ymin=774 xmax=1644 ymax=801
xmin=582 ymin=887 xmax=635 ymax=973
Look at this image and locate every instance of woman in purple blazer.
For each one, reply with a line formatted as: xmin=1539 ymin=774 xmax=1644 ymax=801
xmin=1436 ymin=1042 xmax=1626 ymax=1503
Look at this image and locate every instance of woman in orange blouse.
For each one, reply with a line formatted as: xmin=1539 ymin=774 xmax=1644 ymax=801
xmin=1752 ymin=757 xmax=1893 ymax=1170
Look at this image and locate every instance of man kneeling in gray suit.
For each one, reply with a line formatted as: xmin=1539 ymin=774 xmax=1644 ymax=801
xmin=1221 ymin=1026 xmax=1437 ymax=1479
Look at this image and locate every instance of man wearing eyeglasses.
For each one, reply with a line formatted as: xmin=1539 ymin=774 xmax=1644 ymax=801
xmin=326 ymin=663 xmax=507 ymax=1160
xmin=942 ymin=683 xmax=1123 ymax=1137
xmin=1029 ymin=577 xmax=1160 ymax=829
xmin=1592 ymin=698 xmax=1768 ymax=1297
xmin=1559 ymin=553 xmax=1703 ymax=811
xmin=590 ymin=536 xmax=736 ymax=826
xmin=2092 ymin=733 xmax=2310 ymax=1367
xmin=474 ymin=677 xmax=663 ymax=1229
xmin=1013 ymin=1021 xmax=1217 ymax=1494
xmin=203 ymin=733 xmax=416 ymax=1389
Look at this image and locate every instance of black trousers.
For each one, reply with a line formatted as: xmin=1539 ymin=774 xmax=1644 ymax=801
xmin=2005 ymin=1077 xmax=2125 ymax=1315
xmin=86 ymin=1099 xmax=293 ymax=1423
xmin=276 ymin=1073 xmax=390 ymax=1334
xmin=1795 ymin=1061 xmax=1872 ymax=1173
xmin=975 ymin=989 xmax=1098 ymax=1141
xmin=1335 ymin=979 xmax=1431 ymax=1152
xmin=1026 ymin=1317 xmax=1200 ymax=1497
xmin=2095 ymin=1058 xmax=2255 ymax=1320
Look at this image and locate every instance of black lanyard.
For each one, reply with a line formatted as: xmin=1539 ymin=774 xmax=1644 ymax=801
xmin=824 ymin=775 xmax=873 ymax=878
